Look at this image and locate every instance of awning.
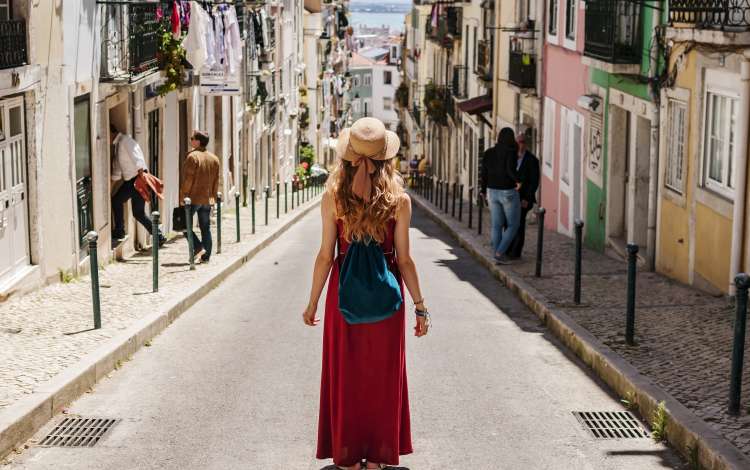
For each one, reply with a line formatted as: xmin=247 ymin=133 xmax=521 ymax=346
xmin=304 ymin=0 xmax=322 ymax=13
xmin=457 ymin=94 xmax=492 ymax=115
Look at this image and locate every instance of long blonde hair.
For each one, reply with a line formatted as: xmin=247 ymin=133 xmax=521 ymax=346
xmin=328 ymin=158 xmax=404 ymax=243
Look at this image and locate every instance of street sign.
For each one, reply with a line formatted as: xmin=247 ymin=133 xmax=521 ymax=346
xmin=199 ymin=69 xmax=241 ymax=96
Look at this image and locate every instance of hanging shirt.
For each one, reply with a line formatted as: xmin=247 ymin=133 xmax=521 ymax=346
xmin=213 ymin=7 xmax=226 ymax=69
xmin=260 ymin=10 xmax=270 ymax=52
xmin=170 ymin=0 xmax=181 ymax=39
xmin=223 ymin=6 xmax=243 ymax=75
xmin=247 ymin=12 xmax=258 ymax=60
xmin=183 ymin=1 xmax=208 ymax=70
xmin=112 ymin=133 xmax=147 ymax=182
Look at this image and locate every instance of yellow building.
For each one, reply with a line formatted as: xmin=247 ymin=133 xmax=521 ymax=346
xmin=658 ymin=10 xmax=750 ymax=294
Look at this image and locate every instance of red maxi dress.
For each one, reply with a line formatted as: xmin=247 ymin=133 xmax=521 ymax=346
xmin=316 ymin=219 xmax=413 ymax=466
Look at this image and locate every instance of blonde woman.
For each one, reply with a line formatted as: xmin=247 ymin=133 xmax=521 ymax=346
xmin=303 ymin=118 xmax=429 ymax=470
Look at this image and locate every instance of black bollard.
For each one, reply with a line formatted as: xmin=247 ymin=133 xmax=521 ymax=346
xmin=458 ymin=184 xmax=464 ymax=222
xmin=284 ymin=181 xmax=289 ymax=214
xmin=152 ymin=212 xmax=160 ymax=293
xmin=468 ymin=187 xmax=474 ymax=229
xmin=87 ymin=231 xmax=101 ymax=329
xmin=438 ymin=181 xmax=444 ymax=209
xmin=251 ymin=188 xmax=256 ymax=234
xmin=296 ymin=179 xmax=300 ymax=207
xmin=574 ymin=219 xmax=584 ymax=304
xmin=184 ymin=198 xmax=195 ymax=271
xmin=235 ymin=192 xmax=241 ymax=242
xmin=535 ymin=208 xmax=546 ymax=278
xmin=216 ymin=192 xmax=222 ymax=254
xmin=625 ymin=243 xmax=639 ymax=345
xmin=477 ymin=191 xmax=484 ymax=235
xmin=265 ymin=186 xmax=270 ymax=226
xmin=276 ymin=181 xmax=280 ymax=219
xmin=451 ymin=182 xmax=456 ymax=217
xmin=730 ymin=273 xmax=750 ymax=415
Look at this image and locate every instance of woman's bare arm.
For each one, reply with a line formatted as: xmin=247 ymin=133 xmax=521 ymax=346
xmin=303 ymin=192 xmax=338 ymax=326
xmin=394 ymin=194 xmax=429 ymax=337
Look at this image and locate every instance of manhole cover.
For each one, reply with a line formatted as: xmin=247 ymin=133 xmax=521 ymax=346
xmin=38 ymin=417 xmax=119 ymax=447
xmin=573 ymin=411 xmax=650 ymax=439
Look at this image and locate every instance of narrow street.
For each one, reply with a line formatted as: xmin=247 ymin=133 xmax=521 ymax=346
xmin=6 ymin=207 xmax=684 ymax=470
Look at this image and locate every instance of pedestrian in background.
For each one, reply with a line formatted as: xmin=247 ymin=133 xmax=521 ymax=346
xmin=110 ymin=125 xmax=165 ymax=247
xmin=480 ymin=127 xmax=521 ymax=265
xmin=180 ymin=130 xmax=221 ymax=264
xmin=303 ymin=117 xmax=429 ymax=470
xmin=507 ymin=129 xmax=540 ymax=259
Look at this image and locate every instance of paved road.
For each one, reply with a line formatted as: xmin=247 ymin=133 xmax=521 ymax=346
xmin=7 ymin=207 xmax=684 ymax=469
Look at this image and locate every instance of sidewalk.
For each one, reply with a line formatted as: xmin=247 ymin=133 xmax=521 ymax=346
xmin=0 ymin=188 xmax=322 ymax=458
xmin=410 ymin=189 xmax=750 ymax=469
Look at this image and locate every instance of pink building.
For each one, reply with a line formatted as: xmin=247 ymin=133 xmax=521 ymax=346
xmin=540 ymin=0 xmax=588 ymax=236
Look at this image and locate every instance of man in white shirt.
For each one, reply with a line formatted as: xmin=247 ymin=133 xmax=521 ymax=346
xmin=110 ymin=125 xmax=164 ymax=245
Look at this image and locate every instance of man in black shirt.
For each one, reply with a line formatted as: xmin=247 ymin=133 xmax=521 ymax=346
xmin=481 ymin=128 xmax=521 ymax=264
xmin=508 ymin=131 xmax=540 ymax=259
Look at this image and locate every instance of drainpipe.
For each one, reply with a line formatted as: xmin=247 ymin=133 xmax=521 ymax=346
xmin=646 ymin=26 xmax=660 ymax=271
xmin=729 ymin=51 xmax=750 ymax=295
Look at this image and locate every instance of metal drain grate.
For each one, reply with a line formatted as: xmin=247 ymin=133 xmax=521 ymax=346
xmin=39 ymin=417 xmax=119 ymax=447
xmin=573 ymin=411 xmax=650 ymax=439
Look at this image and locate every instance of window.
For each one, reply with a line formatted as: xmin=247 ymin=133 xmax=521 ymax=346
xmin=364 ymin=74 xmax=372 ymax=86
xmin=353 ymin=76 xmax=360 ymax=87
xmin=565 ymin=0 xmax=576 ymax=41
xmin=703 ymin=91 xmax=739 ymax=197
xmin=383 ymin=97 xmax=393 ymax=111
xmin=665 ymin=99 xmax=687 ymax=194
xmin=0 ymin=0 xmax=9 ymax=21
xmin=384 ymin=71 xmax=392 ymax=85
xmin=548 ymin=0 xmax=558 ymax=36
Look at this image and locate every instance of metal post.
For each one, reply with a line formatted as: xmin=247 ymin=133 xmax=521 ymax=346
xmin=458 ymin=184 xmax=464 ymax=222
xmin=468 ymin=187 xmax=474 ymax=229
xmin=730 ymin=273 xmax=750 ymax=415
xmin=284 ymin=181 xmax=288 ymax=214
xmin=535 ymin=208 xmax=546 ymax=278
xmin=216 ymin=192 xmax=222 ymax=255
xmin=151 ymin=212 xmax=160 ymax=292
xmin=626 ymin=243 xmax=639 ymax=345
xmin=276 ymin=181 xmax=280 ymax=219
xmin=477 ymin=191 xmax=483 ymax=235
xmin=296 ymin=179 xmax=300 ymax=207
xmin=451 ymin=183 xmax=458 ymax=217
xmin=242 ymin=173 xmax=248 ymax=207
xmin=251 ymin=188 xmax=256 ymax=234
xmin=86 ymin=231 xmax=101 ymax=329
xmin=265 ymin=186 xmax=270 ymax=226
xmin=574 ymin=219 xmax=584 ymax=304
xmin=235 ymin=192 xmax=241 ymax=242
xmin=184 ymin=198 xmax=195 ymax=270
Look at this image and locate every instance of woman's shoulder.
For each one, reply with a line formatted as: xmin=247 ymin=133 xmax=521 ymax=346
xmin=394 ymin=193 xmax=411 ymax=220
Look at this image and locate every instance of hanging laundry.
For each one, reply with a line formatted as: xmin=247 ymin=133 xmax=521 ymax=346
xmin=260 ymin=10 xmax=270 ymax=52
xmin=183 ymin=1 xmax=207 ymax=70
xmin=252 ymin=11 xmax=264 ymax=49
xmin=179 ymin=1 xmax=191 ymax=31
xmin=213 ymin=7 xmax=226 ymax=69
xmin=223 ymin=6 xmax=243 ymax=76
xmin=170 ymin=0 xmax=181 ymax=40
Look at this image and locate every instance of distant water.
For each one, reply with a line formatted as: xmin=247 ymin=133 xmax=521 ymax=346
xmin=350 ymin=12 xmax=407 ymax=33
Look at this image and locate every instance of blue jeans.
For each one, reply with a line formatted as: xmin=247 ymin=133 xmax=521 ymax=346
xmin=187 ymin=205 xmax=212 ymax=258
xmin=488 ymin=188 xmax=521 ymax=256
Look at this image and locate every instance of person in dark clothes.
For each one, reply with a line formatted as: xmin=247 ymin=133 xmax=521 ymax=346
xmin=507 ymin=130 xmax=540 ymax=259
xmin=481 ymin=127 xmax=521 ymax=265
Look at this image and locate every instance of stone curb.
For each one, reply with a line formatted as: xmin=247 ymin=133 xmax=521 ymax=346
xmin=0 ymin=198 xmax=322 ymax=461
xmin=411 ymin=192 xmax=750 ymax=470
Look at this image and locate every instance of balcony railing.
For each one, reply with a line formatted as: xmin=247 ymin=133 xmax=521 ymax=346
xmin=452 ymin=65 xmax=468 ymax=99
xmin=0 ymin=20 xmax=27 ymax=70
xmin=508 ymin=37 xmax=536 ymax=90
xmin=584 ymin=0 xmax=642 ymax=65
xmin=669 ymin=0 xmax=750 ymax=30
xmin=411 ymin=104 xmax=421 ymax=129
xmin=101 ymin=3 xmax=160 ymax=81
xmin=476 ymin=39 xmax=493 ymax=81
xmin=265 ymin=99 xmax=277 ymax=127
xmin=425 ymin=7 xmax=461 ymax=48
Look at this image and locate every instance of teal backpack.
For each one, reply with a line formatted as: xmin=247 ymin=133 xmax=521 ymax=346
xmin=338 ymin=238 xmax=403 ymax=325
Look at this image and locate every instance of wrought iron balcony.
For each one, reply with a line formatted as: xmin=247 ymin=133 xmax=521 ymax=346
xmin=425 ymin=7 xmax=462 ymax=48
xmin=508 ymin=39 xmax=536 ymax=90
xmin=669 ymin=0 xmax=750 ymax=30
xmin=476 ymin=39 xmax=493 ymax=81
xmin=452 ymin=65 xmax=468 ymax=99
xmin=100 ymin=3 xmax=160 ymax=81
xmin=584 ymin=0 xmax=642 ymax=65
xmin=0 ymin=20 xmax=27 ymax=70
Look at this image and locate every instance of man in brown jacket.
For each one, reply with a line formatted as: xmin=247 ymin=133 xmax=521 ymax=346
xmin=180 ymin=130 xmax=221 ymax=263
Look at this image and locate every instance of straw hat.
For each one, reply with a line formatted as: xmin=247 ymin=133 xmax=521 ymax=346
xmin=336 ymin=117 xmax=400 ymax=201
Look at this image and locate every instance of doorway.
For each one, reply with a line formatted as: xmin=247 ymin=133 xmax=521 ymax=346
xmin=0 ymin=97 xmax=30 ymax=279
xmin=74 ymin=96 xmax=93 ymax=252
